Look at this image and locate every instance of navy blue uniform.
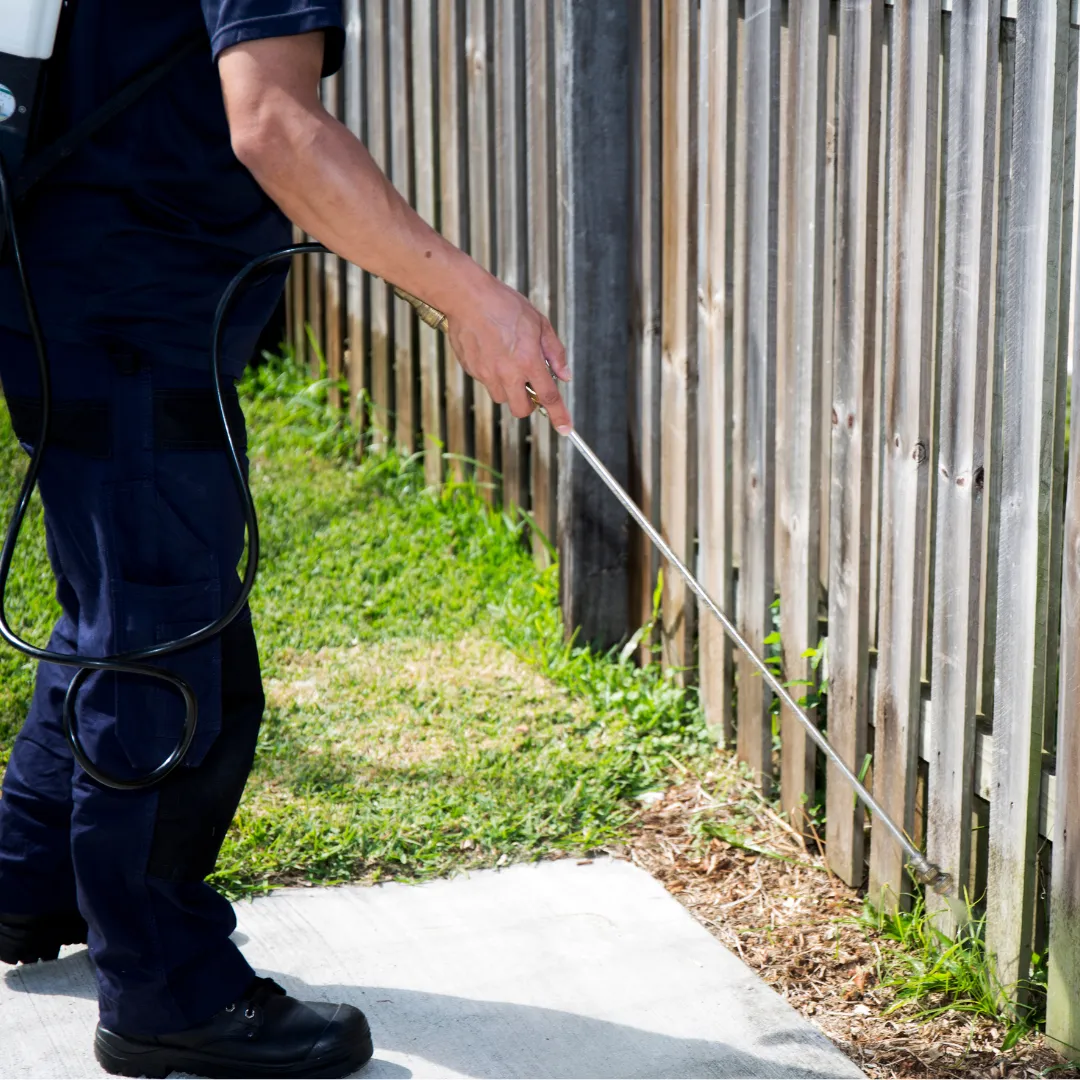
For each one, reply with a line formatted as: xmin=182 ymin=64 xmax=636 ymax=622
xmin=0 ymin=0 xmax=343 ymax=1036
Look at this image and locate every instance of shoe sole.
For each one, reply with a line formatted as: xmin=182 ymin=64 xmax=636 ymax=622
xmin=94 ymin=1025 xmax=375 ymax=1079
xmin=0 ymin=916 xmax=88 ymax=965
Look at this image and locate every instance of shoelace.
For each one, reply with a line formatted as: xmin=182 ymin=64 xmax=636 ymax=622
xmin=223 ymin=977 xmax=286 ymax=1020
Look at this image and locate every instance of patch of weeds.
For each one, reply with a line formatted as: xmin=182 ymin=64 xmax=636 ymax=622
xmin=241 ymin=345 xmax=359 ymax=462
xmin=861 ymin=892 xmax=1048 ymax=1050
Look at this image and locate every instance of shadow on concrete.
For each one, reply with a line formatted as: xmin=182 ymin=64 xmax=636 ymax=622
xmin=4 ymin=955 xmax=859 ymax=1079
xmin=4 ymin=949 xmax=95 ymax=998
xmin=275 ymin=973 xmax=856 ymax=1080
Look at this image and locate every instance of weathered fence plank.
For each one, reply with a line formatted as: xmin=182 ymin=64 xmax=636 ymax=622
xmin=554 ymin=0 xmax=633 ymax=647
xmin=305 ymin=243 xmax=324 ymax=378
xmin=777 ymin=0 xmax=828 ymax=827
xmin=322 ymin=72 xmax=345 ymax=410
xmin=1048 ymin=67 xmax=1080 ymax=1044
xmin=659 ymin=0 xmax=698 ymax=680
xmin=734 ymin=0 xmax=779 ymax=790
xmin=344 ymin=0 xmax=369 ymax=427
xmin=696 ymin=0 xmax=736 ymax=744
xmin=826 ymin=0 xmax=882 ymax=888
xmin=412 ymin=0 xmax=442 ymax=484
xmin=819 ymin=11 xmax=838 ymax=600
xmin=290 ymin=223 xmax=307 ymax=374
xmin=1041 ymin=9 xmax=1078 ymax=762
xmin=467 ymin=0 xmax=498 ymax=499
xmin=1049 ymin=95 xmax=1080 ymax=1048
xmin=389 ymin=0 xmax=417 ymax=452
xmin=869 ymin=0 xmax=938 ymax=912
xmin=730 ymin=8 xmax=746 ymax=603
xmin=494 ymin=0 xmax=527 ymax=511
xmin=986 ymin=0 xmax=1063 ymax=996
xmin=526 ymin=0 xmax=558 ymax=559
xmin=924 ymin=0 xmax=999 ymax=932
xmin=438 ymin=0 xmax=470 ymax=482
xmin=630 ymin=0 xmax=662 ymax=641
xmin=366 ymin=0 xmax=393 ymax=443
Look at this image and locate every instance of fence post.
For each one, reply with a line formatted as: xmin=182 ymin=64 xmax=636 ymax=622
xmin=554 ymin=0 xmax=633 ymax=648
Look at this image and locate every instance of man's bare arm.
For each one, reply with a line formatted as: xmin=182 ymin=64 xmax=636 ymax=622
xmin=217 ymin=31 xmax=571 ymax=431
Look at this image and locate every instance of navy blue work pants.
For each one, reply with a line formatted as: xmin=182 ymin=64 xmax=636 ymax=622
xmin=0 ymin=327 xmax=263 ymax=1035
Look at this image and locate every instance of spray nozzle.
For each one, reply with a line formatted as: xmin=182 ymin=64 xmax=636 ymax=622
xmin=909 ymin=857 xmax=954 ymax=896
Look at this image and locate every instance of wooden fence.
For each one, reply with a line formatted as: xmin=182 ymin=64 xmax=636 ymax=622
xmin=289 ymin=0 xmax=1080 ymax=1054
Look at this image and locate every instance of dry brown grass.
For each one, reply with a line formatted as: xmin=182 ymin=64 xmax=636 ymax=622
xmin=616 ymin=769 xmax=1078 ymax=1079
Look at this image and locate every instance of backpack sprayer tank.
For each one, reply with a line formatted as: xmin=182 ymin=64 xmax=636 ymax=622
xmin=0 ymin=0 xmax=66 ymax=173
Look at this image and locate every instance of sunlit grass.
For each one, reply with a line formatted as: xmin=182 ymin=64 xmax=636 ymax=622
xmin=0 ymin=350 xmax=713 ymax=899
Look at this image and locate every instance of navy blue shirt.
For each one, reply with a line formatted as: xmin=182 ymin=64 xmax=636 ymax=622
xmin=0 ymin=0 xmax=344 ymax=372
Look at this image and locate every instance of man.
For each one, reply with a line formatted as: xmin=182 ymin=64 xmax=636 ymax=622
xmin=0 ymin=1 xmax=572 ymax=1077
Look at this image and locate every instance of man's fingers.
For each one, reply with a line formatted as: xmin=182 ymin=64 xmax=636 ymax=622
xmin=541 ymin=319 xmax=571 ymax=382
xmin=506 ymin=383 xmax=536 ymax=420
xmin=532 ymin=373 xmax=572 ymax=435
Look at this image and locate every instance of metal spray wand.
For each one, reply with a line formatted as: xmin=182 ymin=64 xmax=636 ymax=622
xmin=395 ymin=286 xmax=953 ymax=898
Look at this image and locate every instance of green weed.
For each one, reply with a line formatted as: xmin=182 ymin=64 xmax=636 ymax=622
xmin=861 ymin=892 xmax=1047 ymax=1050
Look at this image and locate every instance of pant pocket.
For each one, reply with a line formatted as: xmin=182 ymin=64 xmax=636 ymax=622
xmin=91 ymin=577 xmax=224 ymax=778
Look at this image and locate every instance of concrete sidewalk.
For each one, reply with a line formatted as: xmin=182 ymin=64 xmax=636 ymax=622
xmin=1 ymin=858 xmax=863 ymax=1079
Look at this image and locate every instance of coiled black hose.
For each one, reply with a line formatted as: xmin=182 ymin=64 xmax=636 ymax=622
xmin=0 ymin=155 xmax=327 ymax=791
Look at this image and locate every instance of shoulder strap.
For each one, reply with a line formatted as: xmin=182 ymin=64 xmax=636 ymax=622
xmin=15 ymin=33 xmax=206 ymax=201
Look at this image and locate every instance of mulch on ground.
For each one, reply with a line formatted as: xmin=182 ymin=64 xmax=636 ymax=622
xmin=614 ymin=772 xmax=1078 ymax=1080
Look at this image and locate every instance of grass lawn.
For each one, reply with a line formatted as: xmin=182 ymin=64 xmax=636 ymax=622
xmin=0 ymin=355 xmax=711 ymax=900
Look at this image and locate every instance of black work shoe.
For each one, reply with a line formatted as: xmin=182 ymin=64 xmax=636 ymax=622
xmin=94 ymin=976 xmax=374 ymax=1079
xmin=0 ymin=910 xmax=88 ymax=965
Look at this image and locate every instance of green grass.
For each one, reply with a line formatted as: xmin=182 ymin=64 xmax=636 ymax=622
xmin=0 ymin=352 xmax=712 ymax=899
xmin=860 ymin=892 xmax=1048 ymax=1050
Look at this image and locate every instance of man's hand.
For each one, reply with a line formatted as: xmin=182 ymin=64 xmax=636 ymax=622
xmin=217 ymin=31 xmax=572 ymax=432
xmin=444 ymin=275 xmax=571 ymax=430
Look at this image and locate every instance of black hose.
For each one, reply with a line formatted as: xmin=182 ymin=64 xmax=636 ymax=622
xmin=0 ymin=155 xmax=327 ymax=790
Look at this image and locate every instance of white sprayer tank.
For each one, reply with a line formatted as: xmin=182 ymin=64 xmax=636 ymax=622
xmin=0 ymin=0 xmax=64 ymax=59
